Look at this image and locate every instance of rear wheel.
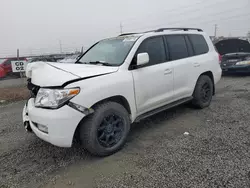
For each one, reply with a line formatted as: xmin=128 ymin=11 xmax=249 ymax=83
xmin=79 ymin=101 xmax=130 ymax=157
xmin=192 ymin=75 xmax=213 ymax=108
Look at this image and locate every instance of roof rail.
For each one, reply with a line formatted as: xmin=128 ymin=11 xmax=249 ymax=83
xmin=155 ymin=28 xmax=203 ymax=32
xmin=119 ymin=33 xmax=138 ymax=36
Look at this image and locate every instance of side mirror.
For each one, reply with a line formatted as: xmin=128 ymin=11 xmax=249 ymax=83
xmin=137 ymin=53 xmax=149 ymax=66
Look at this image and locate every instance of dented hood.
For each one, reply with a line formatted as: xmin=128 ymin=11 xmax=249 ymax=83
xmin=26 ymin=62 xmax=118 ymax=87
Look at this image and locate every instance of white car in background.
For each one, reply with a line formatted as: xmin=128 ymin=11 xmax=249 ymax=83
xmin=23 ymin=28 xmax=221 ymax=156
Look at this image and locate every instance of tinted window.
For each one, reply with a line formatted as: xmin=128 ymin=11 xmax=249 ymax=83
xmin=165 ymin=35 xmax=189 ymax=60
xmin=185 ymin=36 xmax=194 ymax=56
xmin=188 ymin=34 xmax=209 ymax=55
xmin=137 ymin=36 xmax=166 ymax=65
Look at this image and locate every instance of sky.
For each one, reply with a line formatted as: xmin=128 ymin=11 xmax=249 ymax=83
xmin=1 ymin=0 xmax=250 ymax=57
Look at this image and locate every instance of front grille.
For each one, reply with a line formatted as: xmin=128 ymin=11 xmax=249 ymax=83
xmin=27 ymin=78 xmax=40 ymax=97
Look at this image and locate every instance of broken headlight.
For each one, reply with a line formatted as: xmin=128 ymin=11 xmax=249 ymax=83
xmin=35 ymin=88 xmax=80 ymax=108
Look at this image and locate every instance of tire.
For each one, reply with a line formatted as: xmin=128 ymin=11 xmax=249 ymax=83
xmin=79 ymin=101 xmax=131 ymax=157
xmin=192 ymin=75 xmax=213 ymax=109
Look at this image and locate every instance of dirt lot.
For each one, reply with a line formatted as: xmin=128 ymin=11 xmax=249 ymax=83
xmin=0 ymin=78 xmax=29 ymax=102
xmin=0 ymin=76 xmax=250 ymax=188
xmin=0 ymin=87 xmax=29 ymax=102
xmin=0 ymin=78 xmax=26 ymax=89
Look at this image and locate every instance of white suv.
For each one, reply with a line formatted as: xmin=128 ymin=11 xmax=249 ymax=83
xmin=23 ymin=28 xmax=222 ymax=156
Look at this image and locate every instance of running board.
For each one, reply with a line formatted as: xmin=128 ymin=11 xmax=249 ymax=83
xmin=134 ymin=97 xmax=193 ymax=122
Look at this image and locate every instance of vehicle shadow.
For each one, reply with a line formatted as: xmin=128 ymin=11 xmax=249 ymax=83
xmin=128 ymin=104 xmax=192 ymax=142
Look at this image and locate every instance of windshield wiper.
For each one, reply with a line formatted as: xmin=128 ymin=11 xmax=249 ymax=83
xmin=77 ymin=61 xmax=115 ymax=66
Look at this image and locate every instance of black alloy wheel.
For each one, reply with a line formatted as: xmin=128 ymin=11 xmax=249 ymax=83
xmin=200 ymin=82 xmax=211 ymax=103
xmin=97 ymin=114 xmax=124 ymax=148
xmin=192 ymin=75 xmax=213 ymax=109
xmin=80 ymin=101 xmax=130 ymax=157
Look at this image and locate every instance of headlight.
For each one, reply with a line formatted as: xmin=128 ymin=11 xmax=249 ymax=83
xmin=236 ymin=61 xmax=250 ymax=65
xmin=35 ymin=88 xmax=80 ymax=108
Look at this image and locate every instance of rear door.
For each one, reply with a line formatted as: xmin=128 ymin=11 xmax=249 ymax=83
xmin=187 ymin=34 xmax=211 ymax=89
xmin=164 ymin=35 xmax=196 ymax=100
xmin=131 ymin=36 xmax=174 ymax=115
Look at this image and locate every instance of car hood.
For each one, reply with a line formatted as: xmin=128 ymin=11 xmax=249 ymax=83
xmin=26 ymin=61 xmax=119 ymax=87
xmin=215 ymin=39 xmax=250 ymax=55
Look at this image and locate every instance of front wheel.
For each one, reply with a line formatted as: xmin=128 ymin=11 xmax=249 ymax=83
xmin=79 ymin=101 xmax=130 ymax=157
xmin=192 ymin=75 xmax=213 ymax=109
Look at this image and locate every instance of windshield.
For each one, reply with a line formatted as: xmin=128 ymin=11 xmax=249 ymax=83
xmin=0 ymin=59 xmax=6 ymax=64
xmin=77 ymin=36 xmax=139 ymax=66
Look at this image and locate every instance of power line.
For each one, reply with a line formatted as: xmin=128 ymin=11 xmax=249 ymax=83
xmin=90 ymin=1 xmax=246 ymax=36
xmin=190 ymin=13 xmax=250 ymax=27
xmin=99 ymin=0 xmax=224 ymax=34
xmin=120 ymin=0 xmax=209 ymax=24
xmin=122 ymin=0 xmax=228 ymax=27
xmin=128 ymin=12 xmax=250 ymax=33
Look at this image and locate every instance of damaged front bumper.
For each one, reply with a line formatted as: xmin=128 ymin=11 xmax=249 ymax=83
xmin=22 ymin=98 xmax=90 ymax=147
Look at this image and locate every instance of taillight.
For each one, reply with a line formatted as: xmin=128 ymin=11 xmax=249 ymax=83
xmin=218 ymin=54 xmax=222 ymax=63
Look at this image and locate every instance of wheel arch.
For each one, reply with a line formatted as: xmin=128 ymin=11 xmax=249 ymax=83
xmin=91 ymin=95 xmax=132 ymax=114
xmin=72 ymin=95 xmax=132 ymax=144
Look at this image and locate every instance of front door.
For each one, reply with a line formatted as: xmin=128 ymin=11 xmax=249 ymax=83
xmin=131 ymin=36 xmax=174 ymax=115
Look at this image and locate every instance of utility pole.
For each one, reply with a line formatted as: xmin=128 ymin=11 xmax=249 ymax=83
xmin=17 ymin=48 xmax=22 ymax=78
xmin=59 ymin=40 xmax=62 ymax=54
xmin=81 ymin=46 xmax=84 ymax=54
xmin=17 ymin=49 xmax=19 ymax=61
xmin=120 ymin=22 xmax=123 ymax=34
xmin=214 ymin=24 xmax=218 ymax=38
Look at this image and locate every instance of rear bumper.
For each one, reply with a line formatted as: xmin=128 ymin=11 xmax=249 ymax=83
xmin=221 ymin=65 xmax=250 ymax=73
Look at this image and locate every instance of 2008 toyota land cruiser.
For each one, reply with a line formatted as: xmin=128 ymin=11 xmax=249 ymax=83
xmin=23 ymin=28 xmax=222 ymax=156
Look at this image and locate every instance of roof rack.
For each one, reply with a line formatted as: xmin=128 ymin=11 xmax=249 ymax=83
xmin=155 ymin=28 xmax=203 ymax=32
xmin=118 ymin=28 xmax=203 ymax=37
xmin=119 ymin=33 xmax=138 ymax=36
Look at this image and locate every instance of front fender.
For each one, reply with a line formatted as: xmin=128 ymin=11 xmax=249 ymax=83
xmin=66 ymin=71 xmax=137 ymax=121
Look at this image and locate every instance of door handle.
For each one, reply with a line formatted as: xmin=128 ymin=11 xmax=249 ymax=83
xmin=164 ymin=69 xmax=172 ymax=75
xmin=194 ymin=62 xmax=200 ymax=67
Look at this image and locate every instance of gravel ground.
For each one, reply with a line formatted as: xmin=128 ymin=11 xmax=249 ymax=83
xmin=0 ymin=76 xmax=250 ymax=188
xmin=0 ymin=78 xmax=26 ymax=89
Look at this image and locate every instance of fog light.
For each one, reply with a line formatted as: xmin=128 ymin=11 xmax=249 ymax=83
xmin=37 ymin=124 xmax=48 ymax=133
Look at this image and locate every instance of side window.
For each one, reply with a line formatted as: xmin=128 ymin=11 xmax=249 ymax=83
xmin=137 ymin=36 xmax=166 ymax=66
xmin=165 ymin=35 xmax=189 ymax=61
xmin=184 ymin=36 xmax=194 ymax=56
xmin=188 ymin=34 xmax=209 ymax=55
